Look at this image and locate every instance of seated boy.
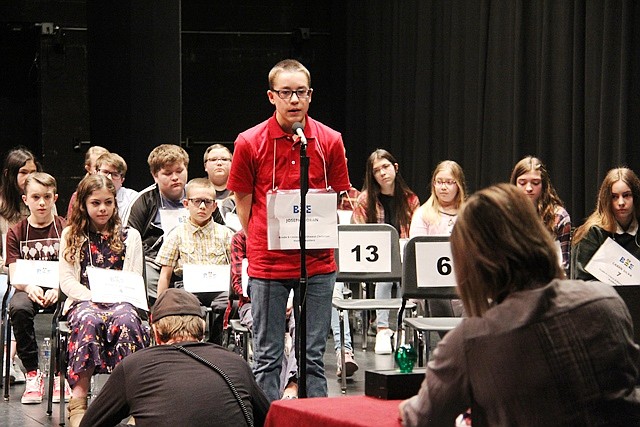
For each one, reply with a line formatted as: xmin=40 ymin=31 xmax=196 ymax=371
xmin=124 ymin=144 xmax=224 ymax=305
xmin=6 ymin=172 xmax=71 ymax=404
xmin=155 ymin=178 xmax=233 ymax=344
xmin=95 ymin=152 xmax=138 ymax=220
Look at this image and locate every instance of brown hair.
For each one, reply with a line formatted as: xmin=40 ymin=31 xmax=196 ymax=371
xmin=0 ymin=146 xmax=41 ymax=223
xmin=573 ymin=167 xmax=640 ymax=244
xmin=147 ymin=144 xmax=189 ymax=176
xmin=96 ymin=152 xmax=128 ymax=177
xmin=268 ymin=59 xmax=311 ymax=89
xmin=64 ymin=174 xmax=123 ymax=263
xmin=361 ymin=149 xmax=416 ymax=233
xmin=510 ymin=156 xmax=564 ymax=234
xmin=450 ymin=183 xmax=564 ymax=317
xmin=153 ymin=315 xmax=205 ymax=343
xmin=24 ymin=172 xmax=57 ymax=194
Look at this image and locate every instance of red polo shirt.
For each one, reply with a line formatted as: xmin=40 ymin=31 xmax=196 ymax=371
xmin=228 ymin=113 xmax=351 ymax=279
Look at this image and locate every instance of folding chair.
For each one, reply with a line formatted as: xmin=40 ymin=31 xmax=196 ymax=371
xmin=332 ymin=223 xmax=416 ymax=393
xmin=1 ymin=272 xmax=55 ymax=400
xmin=47 ymin=254 xmax=151 ymax=425
xmin=399 ymin=236 xmax=462 ymax=366
xmin=0 ymin=275 xmax=11 ymax=397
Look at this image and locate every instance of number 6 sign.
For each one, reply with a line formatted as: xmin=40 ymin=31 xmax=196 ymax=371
xmin=415 ymin=241 xmax=456 ymax=287
xmin=338 ymin=231 xmax=392 ymax=273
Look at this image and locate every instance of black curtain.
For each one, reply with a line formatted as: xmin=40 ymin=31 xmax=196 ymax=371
xmin=343 ymin=0 xmax=640 ymax=225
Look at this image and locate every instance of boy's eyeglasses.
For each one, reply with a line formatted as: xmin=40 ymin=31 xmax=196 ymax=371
xmin=97 ymin=169 xmax=122 ymax=179
xmin=271 ymin=88 xmax=312 ymax=100
xmin=188 ymin=198 xmax=215 ymax=207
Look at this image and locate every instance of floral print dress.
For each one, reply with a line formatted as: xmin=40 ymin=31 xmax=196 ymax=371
xmin=66 ymin=229 xmax=150 ymax=387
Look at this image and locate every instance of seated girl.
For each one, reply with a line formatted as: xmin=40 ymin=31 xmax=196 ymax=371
xmin=60 ymin=174 xmax=150 ymax=427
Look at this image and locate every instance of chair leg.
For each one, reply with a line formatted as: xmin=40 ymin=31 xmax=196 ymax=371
xmin=46 ymin=322 xmax=58 ymax=415
xmin=59 ymin=333 xmax=68 ymax=426
xmin=3 ymin=315 xmax=11 ymax=400
xmin=339 ymin=310 xmax=347 ymax=394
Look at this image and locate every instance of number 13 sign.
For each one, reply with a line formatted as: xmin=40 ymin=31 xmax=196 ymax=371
xmin=338 ymin=231 xmax=391 ymax=273
xmin=415 ymin=241 xmax=456 ymax=287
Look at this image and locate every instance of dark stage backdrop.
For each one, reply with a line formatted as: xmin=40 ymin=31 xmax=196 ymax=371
xmin=342 ymin=0 xmax=640 ymax=225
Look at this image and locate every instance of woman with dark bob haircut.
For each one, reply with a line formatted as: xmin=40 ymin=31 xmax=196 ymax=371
xmin=399 ymin=184 xmax=640 ymax=426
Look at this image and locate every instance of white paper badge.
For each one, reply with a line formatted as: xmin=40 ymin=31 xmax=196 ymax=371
xmin=182 ymin=263 xmax=230 ymax=293
xmin=337 ymin=230 xmax=391 ymax=273
xmin=12 ymin=259 xmax=59 ymax=289
xmin=585 ymin=237 xmax=640 ymax=286
xmin=415 ymin=241 xmax=456 ymax=287
xmin=87 ymin=266 xmax=149 ymax=311
xmin=266 ymin=189 xmax=338 ymax=250
xmin=159 ymin=208 xmax=189 ymax=235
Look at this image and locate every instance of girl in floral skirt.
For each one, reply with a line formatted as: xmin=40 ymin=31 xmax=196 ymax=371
xmin=59 ymin=174 xmax=149 ymax=427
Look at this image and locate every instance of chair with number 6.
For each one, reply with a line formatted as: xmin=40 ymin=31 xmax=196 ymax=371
xmin=399 ymin=235 xmax=462 ymax=366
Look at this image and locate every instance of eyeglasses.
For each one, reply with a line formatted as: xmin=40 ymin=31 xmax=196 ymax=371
xmin=188 ymin=198 xmax=215 ymax=207
xmin=271 ymin=88 xmax=313 ymax=100
xmin=435 ymin=179 xmax=457 ymax=187
xmin=97 ymin=169 xmax=122 ymax=179
xmin=206 ymin=158 xmax=231 ymax=164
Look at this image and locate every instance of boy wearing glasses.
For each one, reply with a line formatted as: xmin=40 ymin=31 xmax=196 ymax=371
xmin=154 ymin=178 xmax=233 ymax=343
xmin=227 ymin=59 xmax=351 ymax=401
xmin=95 ymin=152 xmax=138 ymax=220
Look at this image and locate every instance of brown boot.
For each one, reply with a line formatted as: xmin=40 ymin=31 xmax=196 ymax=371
xmin=67 ymin=396 xmax=88 ymax=427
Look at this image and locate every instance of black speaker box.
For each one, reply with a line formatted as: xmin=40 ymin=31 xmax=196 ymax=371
xmin=364 ymin=368 xmax=426 ymax=400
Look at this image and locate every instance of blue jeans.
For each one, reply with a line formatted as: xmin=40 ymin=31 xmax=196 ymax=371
xmin=250 ymin=272 xmax=335 ymax=401
xmin=331 ymin=282 xmax=353 ymax=352
xmin=375 ymin=281 xmax=399 ymax=328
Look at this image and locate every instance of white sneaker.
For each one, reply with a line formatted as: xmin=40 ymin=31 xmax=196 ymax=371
xmin=52 ymin=375 xmax=72 ymax=403
xmin=374 ymin=329 xmax=394 ymax=354
xmin=21 ymin=370 xmax=44 ymax=404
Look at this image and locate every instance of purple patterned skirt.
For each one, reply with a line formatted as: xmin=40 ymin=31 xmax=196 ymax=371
xmin=66 ymin=300 xmax=150 ymax=387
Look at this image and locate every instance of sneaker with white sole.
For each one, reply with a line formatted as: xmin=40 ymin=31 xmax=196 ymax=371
xmin=52 ymin=375 xmax=71 ymax=403
xmin=336 ymin=349 xmax=359 ymax=378
xmin=374 ymin=329 xmax=394 ymax=354
xmin=21 ymin=370 xmax=44 ymax=404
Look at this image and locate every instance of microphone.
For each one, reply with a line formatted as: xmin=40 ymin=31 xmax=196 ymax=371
xmin=292 ymin=122 xmax=307 ymax=147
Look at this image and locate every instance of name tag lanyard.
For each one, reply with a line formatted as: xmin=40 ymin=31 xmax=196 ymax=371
xmin=269 ymin=129 xmax=330 ymax=399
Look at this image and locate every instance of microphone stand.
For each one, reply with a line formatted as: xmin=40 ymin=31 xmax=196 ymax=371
xmin=295 ymin=137 xmax=309 ymax=398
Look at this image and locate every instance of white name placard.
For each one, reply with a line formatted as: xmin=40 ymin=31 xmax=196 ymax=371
xmin=12 ymin=259 xmax=59 ymax=289
xmin=266 ymin=189 xmax=338 ymax=250
xmin=585 ymin=237 xmax=640 ymax=286
xmin=87 ymin=267 xmax=149 ymax=311
xmin=159 ymin=208 xmax=189 ymax=235
xmin=338 ymin=231 xmax=391 ymax=273
xmin=415 ymin=241 xmax=456 ymax=287
xmin=182 ymin=263 xmax=230 ymax=293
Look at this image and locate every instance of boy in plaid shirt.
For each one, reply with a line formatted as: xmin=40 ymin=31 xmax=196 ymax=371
xmin=155 ymin=178 xmax=233 ymax=343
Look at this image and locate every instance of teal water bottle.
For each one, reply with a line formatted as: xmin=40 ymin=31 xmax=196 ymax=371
xmin=395 ymin=343 xmax=417 ymax=373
